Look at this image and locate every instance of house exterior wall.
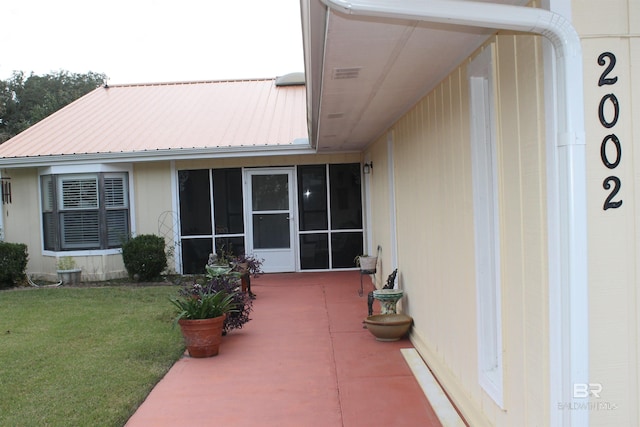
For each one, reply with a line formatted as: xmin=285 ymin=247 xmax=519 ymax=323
xmin=365 ymin=33 xmax=548 ymax=426
xmin=174 ymin=152 xmax=361 ymax=170
xmin=576 ymin=0 xmax=640 ymax=425
xmin=131 ymin=161 xmax=176 ymax=273
xmin=367 ymin=137 xmax=394 ymax=289
xmin=2 ymin=167 xmax=132 ymax=281
xmin=1 ymin=168 xmax=55 ymax=277
xmin=363 ymin=1 xmax=640 ymax=424
xmin=0 ymin=153 xmax=363 ymax=282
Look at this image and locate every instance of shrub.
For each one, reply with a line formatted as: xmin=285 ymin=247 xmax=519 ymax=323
xmin=121 ymin=234 xmax=167 ymax=281
xmin=0 ymin=242 xmax=28 ymax=289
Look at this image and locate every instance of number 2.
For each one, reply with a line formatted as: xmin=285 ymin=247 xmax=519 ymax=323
xmin=598 ymin=52 xmax=618 ymax=86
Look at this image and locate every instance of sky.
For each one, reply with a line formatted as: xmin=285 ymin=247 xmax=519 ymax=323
xmin=1 ymin=0 xmax=305 ymax=85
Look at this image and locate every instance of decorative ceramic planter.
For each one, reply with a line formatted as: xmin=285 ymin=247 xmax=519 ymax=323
xmin=373 ymin=288 xmax=404 ymax=314
xmin=178 ymin=314 xmax=226 ymax=358
xmin=57 ymin=268 xmax=82 ymax=285
xmin=363 ymin=314 xmax=413 ymax=341
xmin=208 ymin=265 xmax=233 ymax=276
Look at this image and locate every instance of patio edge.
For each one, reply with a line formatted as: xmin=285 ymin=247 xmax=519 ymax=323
xmin=401 ymin=348 xmax=467 ymax=427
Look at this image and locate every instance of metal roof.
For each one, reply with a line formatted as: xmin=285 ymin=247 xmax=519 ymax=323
xmin=0 ymin=78 xmax=310 ymax=167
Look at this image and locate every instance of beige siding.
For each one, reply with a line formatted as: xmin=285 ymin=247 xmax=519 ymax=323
xmin=175 ymin=152 xmax=361 ymax=170
xmin=367 ymin=136 xmax=393 ymax=289
xmin=1 ymin=169 xmax=54 ymax=276
xmin=132 ymin=162 xmax=176 ymax=273
xmin=132 ymin=162 xmax=174 ymax=236
xmin=495 ymin=33 xmax=549 ymax=425
xmin=366 ymin=33 xmax=548 ymax=426
xmin=578 ymin=0 xmax=640 ymax=423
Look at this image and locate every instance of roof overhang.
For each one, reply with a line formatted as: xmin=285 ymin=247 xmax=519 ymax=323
xmin=0 ymin=141 xmax=315 ymax=169
xmin=302 ymin=0 xmax=528 ymax=152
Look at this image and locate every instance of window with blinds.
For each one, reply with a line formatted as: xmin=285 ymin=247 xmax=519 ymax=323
xmin=41 ymin=172 xmax=130 ymax=251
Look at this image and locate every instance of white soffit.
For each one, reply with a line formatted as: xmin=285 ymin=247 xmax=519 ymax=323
xmin=312 ymin=0 xmax=528 ymax=152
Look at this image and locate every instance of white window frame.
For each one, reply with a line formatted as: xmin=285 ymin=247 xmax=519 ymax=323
xmin=468 ymin=45 xmax=504 ymax=407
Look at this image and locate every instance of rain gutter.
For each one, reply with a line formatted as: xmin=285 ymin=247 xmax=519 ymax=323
xmin=318 ymin=1 xmax=587 ymax=426
xmin=0 ymin=142 xmax=317 ymax=169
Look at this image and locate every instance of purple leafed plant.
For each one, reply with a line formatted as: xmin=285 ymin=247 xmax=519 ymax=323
xmin=182 ymin=270 xmax=253 ymax=334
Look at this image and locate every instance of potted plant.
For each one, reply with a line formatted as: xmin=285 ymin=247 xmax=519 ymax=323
xmin=232 ymin=253 xmax=264 ymax=278
xmin=56 ymin=256 xmax=82 ymax=285
xmin=231 ymin=253 xmax=263 ymax=298
xmin=204 ymin=264 xmax=254 ymax=333
xmin=170 ymin=283 xmax=238 ymax=358
xmin=354 ymin=254 xmax=377 ymax=273
xmin=207 ymin=250 xmax=263 ymax=298
xmin=363 ymin=269 xmax=413 ymax=341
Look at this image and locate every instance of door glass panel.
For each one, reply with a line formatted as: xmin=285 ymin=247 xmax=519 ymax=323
xmin=213 ymin=168 xmax=244 ymax=234
xmin=300 ymin=233 xmax=329 ymax=269
xmin=181 ymin=238 xmax=213 ymax=274
xmin=331 ymin=231 xmax=364 ymax=268
xmin=329 ymin=164 xmax=362 ymax=229
xmin=214 ymin=237 xmax=245 ymax=258
xmin=297 ymin=165 xmax=328 ymax=231
xmin=179 ymin=170 xmax=212 ymax=235
xmin=253 ymin=213 xmax=290 ymax=248
xmin=252 ymin=175 xmax=289 ymax=210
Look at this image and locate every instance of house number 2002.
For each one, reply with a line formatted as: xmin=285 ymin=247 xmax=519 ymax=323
xmin=598 ymin=51 xmax=622 ymax=210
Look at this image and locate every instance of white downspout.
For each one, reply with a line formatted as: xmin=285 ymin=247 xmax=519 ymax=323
xmin=318 ymin=1 xmax=587 ymax=426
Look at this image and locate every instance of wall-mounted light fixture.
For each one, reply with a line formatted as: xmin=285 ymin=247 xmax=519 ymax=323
xmin=363 ymin=162 xmax=373 ymax=174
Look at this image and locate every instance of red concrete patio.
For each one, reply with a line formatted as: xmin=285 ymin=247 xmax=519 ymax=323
xmin=126 ymin=271 xmax=447 ymax=426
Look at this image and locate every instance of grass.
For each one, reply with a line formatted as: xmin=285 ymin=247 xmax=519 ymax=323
xmin=0 ymin=285 xmax=185 ymax=427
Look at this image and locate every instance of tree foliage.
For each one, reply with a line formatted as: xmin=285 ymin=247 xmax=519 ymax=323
xmin=0 ymin=70 xmax=106 ymax=143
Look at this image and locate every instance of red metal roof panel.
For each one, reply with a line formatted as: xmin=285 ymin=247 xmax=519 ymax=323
xmin=0 ymin=78 xmax=308 ymax=161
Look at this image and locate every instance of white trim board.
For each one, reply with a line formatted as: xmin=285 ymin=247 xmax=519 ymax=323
xmin=401 ymin=348 xmax=466 ymax=427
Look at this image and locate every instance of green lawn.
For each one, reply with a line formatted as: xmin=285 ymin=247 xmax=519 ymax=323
xmin=0 ymin=286 xmax=185 ymax=427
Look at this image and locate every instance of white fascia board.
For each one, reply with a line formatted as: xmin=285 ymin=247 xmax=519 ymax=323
xmin=0 ymin=143 xmax=316 ymax=168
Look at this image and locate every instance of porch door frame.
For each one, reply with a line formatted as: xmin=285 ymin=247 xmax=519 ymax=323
xmin=244 ymin=167 xmax=297 ymax=273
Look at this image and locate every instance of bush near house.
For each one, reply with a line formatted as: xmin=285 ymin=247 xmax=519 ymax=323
xmin=0 ymin=242 xmax=28 ymax=289
xmin=122 ymin=234 xmax=167 ymax=281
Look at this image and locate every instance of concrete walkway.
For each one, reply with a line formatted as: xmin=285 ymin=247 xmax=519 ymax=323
xmin=126 ymin=271 xmax=443 ymax=426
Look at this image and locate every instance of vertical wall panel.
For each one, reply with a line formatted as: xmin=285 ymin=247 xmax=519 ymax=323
xmin=366 ymin=32 xmax=548 ymax=426
xmin=583 ymin=35 xmax=637 ymax=427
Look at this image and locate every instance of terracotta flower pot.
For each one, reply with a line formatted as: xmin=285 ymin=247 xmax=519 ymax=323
xmin=178 ymin=314 xmax=226 ymax=357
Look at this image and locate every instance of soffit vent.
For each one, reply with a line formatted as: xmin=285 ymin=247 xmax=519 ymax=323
xmin=332 ymin=67 xmax=361 ymax=79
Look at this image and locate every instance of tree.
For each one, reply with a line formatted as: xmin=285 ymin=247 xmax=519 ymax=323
xmin=0 ymin=70 xmax=106 ymax=143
